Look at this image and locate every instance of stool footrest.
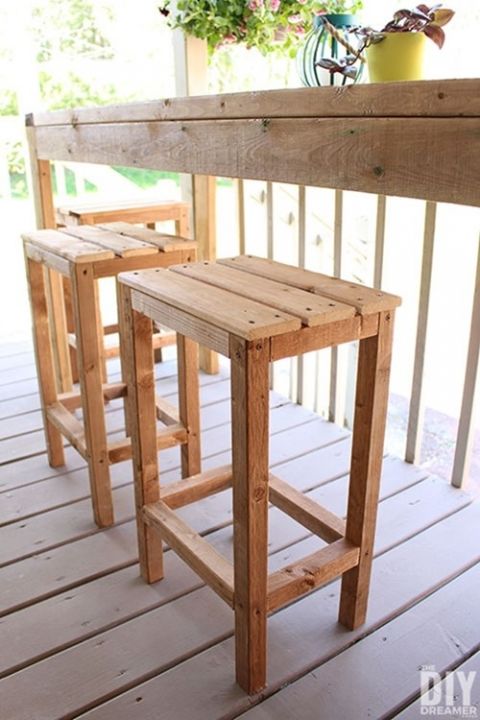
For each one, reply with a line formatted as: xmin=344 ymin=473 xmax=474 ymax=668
xmin=58 ymin=382 xmax=126 ymax=411
xmin=267 ymin=539 xmax=360 ymax=613
xmin=269 ymin=474 xmax=345 ymax=543
xmin=108 ymin=423 xmax=187 ymax=464
xmin=46 ymin=402 xmax=87 ymax=458
xmin=160 ymin=465 xmax=233 ymax=509
xmin=155 ymin=395 xmax=180 ymax=426
xmin=143 ymin=500 xmax=235 ymax=607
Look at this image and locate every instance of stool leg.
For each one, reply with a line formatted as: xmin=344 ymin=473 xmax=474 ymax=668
xmin=62 ymin=275 xmax=79 ymax=384
xmin=230 ymin=336 xmax=270 ymax=694
xmin=47 ymin=269 xmax=73 ymax=393
xmin=94 ymin=280 xmax=108 ymax=384
xmin=122 ymin=288 xmax=163 ymax=583
xmin=71 ymin=263 xmax=113 ymax=528
xmin=176 ymin=208 xmax=190 ymax=238
xmin=339 ymin=310 xmax=395 ymax=630
xmin=177 ymin=334 xmax=201 ymax=478
xmin=117 ymin=279 xmax=133 ymax=437
xmin=25 ymin=258 xmax=65 ymax=467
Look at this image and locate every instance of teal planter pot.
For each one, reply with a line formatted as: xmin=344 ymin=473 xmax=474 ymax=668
xmin=297 ymin=14 xmax=363 ymax=87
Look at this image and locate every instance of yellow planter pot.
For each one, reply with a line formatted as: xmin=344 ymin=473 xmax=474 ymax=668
xmin=366 ymin=32 xmax=427 ymax=83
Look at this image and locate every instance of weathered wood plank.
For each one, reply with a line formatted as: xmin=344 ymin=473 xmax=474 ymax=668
xmin=0 ymin=453 xmax=430 ymax=680
xmin=27 ymin=79 xmax=480 ymax=126
xmin=0 ymin=407 xmax=339 ymax=567
xmin=7 ymin=493 xmax=477 ymax=720
xmin=33 ymin=118 xmax=480 ymax=206
xmin=239 ymin=562 xmax=480 ymax=720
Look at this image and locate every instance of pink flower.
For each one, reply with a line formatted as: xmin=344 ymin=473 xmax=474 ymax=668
xmin=248 ymin=0 xmax=263 ymax=9
xmin=288 ymin=13 xmax=302 ymax=22
xmin=270 ymin=0 xmax=280 ymax=10
xmin=294 ymin=24 xmax=306 ymax=35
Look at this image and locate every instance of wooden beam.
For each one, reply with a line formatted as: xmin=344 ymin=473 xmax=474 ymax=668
xmin=339 ymin=310 xmax=395 ymax=630
xmin=270 ymin=314 xmax=379 ymax=361
xmin=230 ymin=335 xmax=270 ymax=694
xmin=122 ymin=293 xmax=163 ymax=583
xmin=24 ymin=257 xmax=65 ymax=468
xmin=57 ymin=382 xmax=126 ymax=412
xmin=32 ymin=118 xmax=480 ymax=207
xmin=27 ymin=79 xmax=480 ymax=126
xmin=46 ymin=402 xmax=87 ymax=458
xmin=70 ymin=263 xmax=112 ymax=527
xmin=160 ymin=465 xmax=233 ymax=509
xmin=177 ymin=334 xmax=201 ymax=478
xmin=143 ymin=500 xmax=234 ymax=607
xmin=107 ymin=424 xmax=188 ymax=465
xmin=267 ymin=539 xmax=360 ymax=613
xmin=269 ymin=474 xmax=345 ymax=543
xmin=26 ymin=126 xmax=72 ymax=392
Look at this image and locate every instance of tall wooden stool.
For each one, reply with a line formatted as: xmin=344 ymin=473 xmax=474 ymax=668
xmin=56 ymin=198 xmax=190 ymax=235
xmin=55 ymin=199 xmax=190 ymax=389
xmin=23 ymin=224 xmax=199 ymax=528
xmin=119 ymin=255 xmax=401 ymax=694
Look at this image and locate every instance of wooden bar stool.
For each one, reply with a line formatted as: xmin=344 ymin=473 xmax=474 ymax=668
xmin=55 ymin=198 xmax=190 ymax=389
xmin=119 ymin=255 xmax=401 ymax=695
xmin=23 ymin=224 xmax=199 ymax=528
xmin=56 ymin=198 xmax=190 ymax=234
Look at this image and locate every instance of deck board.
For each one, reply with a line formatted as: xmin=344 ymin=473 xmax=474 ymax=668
xmin=0 ymin=344 xmax=478 ymax=720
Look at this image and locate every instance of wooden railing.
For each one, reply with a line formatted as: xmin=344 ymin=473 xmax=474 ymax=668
xmin=24 ymin=79 xmax=480 ymax=488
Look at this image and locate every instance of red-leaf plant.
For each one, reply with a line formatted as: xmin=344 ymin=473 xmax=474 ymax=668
xmin=317 ymin=4 xmax=454 ymax=78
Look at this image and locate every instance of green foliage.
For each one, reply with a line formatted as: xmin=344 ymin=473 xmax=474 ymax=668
xmin=38 ymin=70 xmax=119 ymax=110
xmin=32 ymin=0 xmax=114 ymax=62
xmin=159 ymin=0 xmax=363 ymax=55
xmin=6 ymin=142 xmax=27 ymax=198
xmin=113 ymin=166 xmax=181 ymax=189
xmin=0 ymin=89 xmax=18 ymax=116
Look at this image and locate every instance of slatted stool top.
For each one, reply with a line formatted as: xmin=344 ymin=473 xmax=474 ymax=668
xmin=22 ymin=222 xmax=197 ymax=266
xmin=120 ymin=255 xmax=401 ymax=346
xmin=56 ymin=198 xmax=189 ymax=225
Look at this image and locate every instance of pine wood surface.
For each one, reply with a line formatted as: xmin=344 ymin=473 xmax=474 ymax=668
xmin=0 ymin=344 xmax=477 ymax=718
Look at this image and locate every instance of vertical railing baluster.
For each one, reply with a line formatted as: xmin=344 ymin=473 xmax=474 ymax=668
xmin=296 ymin=185 xmax=307 ymax=405
xmin=452 ymin=234 xmax=480 ymax=488
xmin=374 ymin=195 xmax=387 ymax=289
xmin=329 ymin=189 xmax=343 ymax=423
xmin=266 ymin=181 xmax=274 ymax=259
xmin=266 ymin=181 xmax=274 ymax=388
xmin=237 ymin=178 xmax=246 ymax=255
xmin=405 ymin=201 xmax=437 ymax=463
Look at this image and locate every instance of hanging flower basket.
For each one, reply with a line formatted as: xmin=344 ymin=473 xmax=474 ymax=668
xmin=158 ymin=1 xmax=363 ymax=56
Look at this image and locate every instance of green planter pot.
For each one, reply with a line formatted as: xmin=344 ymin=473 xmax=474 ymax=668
xmin=297 ymin=14 xmax=363 ymax=87
xmin=366 ymin=32 xmax=427 ymax=83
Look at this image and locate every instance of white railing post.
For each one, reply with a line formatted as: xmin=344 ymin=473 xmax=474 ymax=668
xmin=405 ymin=201 xmax=437 ymax=464
xmin=452 ymin=234 xmax=480 ymax=488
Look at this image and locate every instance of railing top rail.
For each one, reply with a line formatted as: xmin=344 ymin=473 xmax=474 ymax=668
xmin=26 ymin=79 xmax=480 ymax=127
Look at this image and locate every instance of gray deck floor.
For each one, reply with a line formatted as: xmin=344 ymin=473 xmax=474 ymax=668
xmin=0 ymin=340 xmax=479 ymax=720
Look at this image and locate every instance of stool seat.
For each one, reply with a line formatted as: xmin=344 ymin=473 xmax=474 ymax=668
xmin=24 ymin=223 xmax=196 ymax=269
xmin=119 ymin=255 xmax=401 ymax=695
xmin=23 ymin=223 xmax=198 ymax=529
xmin=121 ymin=255 xmax=400 ymax=348
xmin=56 ymin=198 xmax=190 ymax=229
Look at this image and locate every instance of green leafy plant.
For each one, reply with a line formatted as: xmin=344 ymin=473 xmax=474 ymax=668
xmin=317 ymin=4 xmax=455 ymax=77
xmin=158 ymin=0 xmax=363 ymax=55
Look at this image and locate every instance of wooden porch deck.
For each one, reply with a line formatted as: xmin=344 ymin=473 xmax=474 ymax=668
xmin=1 ymin=340 xmax=479 ymax=720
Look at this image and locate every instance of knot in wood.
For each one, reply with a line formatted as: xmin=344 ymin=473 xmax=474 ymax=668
xmin=253 ymin=485 xmax=266 ymax=502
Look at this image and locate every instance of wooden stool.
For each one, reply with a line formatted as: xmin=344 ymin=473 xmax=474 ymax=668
xmin=119 ymin=255 xmax=401 ymax=694
xmin=55 ymin=198 xmax=190 ymax=389
xmin=56 ymin=198 xmax=190 ymax=235
xmin=23 ymin=224 xmax=199 ymax=528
